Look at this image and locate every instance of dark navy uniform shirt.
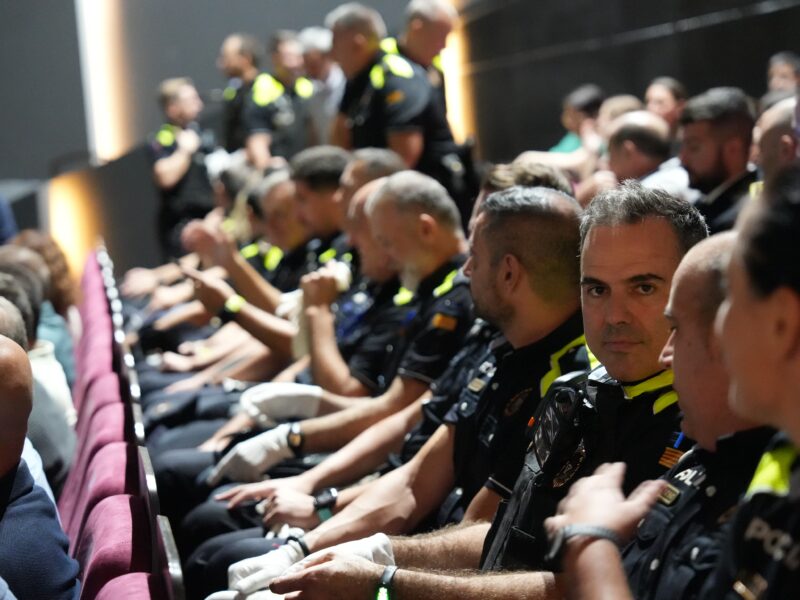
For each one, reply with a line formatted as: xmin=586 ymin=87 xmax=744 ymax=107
xmin=701 ymin=431 xmax=800 ymax=599
xmin=481 ymin=366 xmax=690 ymax=571
xmin=623 ymin=426 xmax=775 ymax=600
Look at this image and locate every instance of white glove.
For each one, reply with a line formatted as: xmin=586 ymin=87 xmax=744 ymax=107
xmin=206 ymin=424 xmax=294 ymax=486
xmin=286 ymin=533 xmax=394 ymax=577
xmin=204 ymin=590 xmax=282 ymax=600
xmin=240 ymin=383 xmax=323 ymax=426
xmin=228 ymin=540 xmax=305 ymax=595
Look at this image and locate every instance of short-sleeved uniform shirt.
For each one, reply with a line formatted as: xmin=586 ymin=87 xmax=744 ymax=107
xmin=481 ymin=366 xmax=691 ymax=571
xmin=394 ymin=319 xmax=499 ymax=465
xmin=222 ymin=77 xmax=255 ymax=152
xmin=700 ymin=431 xmax=800 ymax=599
xmin=148 ymin=123 xmax=215 ymax=256
xmin=382 ymin=257 xmax=473 ymax=387
xmin=339 ymin=50 xmax=457 ymax=180
xmin=432 ymin=312 xmax=588 ymax=527
xmin=239 ymin=240 xmax=310 ymax=293
xmin=332 ymin=277 xmax=410 ymax=395
xmin=302 ymin=232 xmax=357 ymax=279
xmin=622 ymin=426 xmax=775 ymax=600
xmin=243 ymin=73 xmax=314 ymax=160
xmin=379 ymin=37 xmax=447 ymax=116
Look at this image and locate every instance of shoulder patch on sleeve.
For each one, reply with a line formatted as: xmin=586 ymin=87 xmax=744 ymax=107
xmin=431 ymin=313 xmax=458 ymax=331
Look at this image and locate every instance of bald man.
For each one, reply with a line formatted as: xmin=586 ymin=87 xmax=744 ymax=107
xmin=0 ymin=332 xmax=79 ymax=599
xmin=753 ymin=97 xmax=798 ymax=185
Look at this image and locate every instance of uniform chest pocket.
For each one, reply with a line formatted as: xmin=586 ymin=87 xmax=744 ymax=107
xmin=635 ymin=505 xmax=674 ymax=546
xmin=479 ymin=414 xmax=499 ymax=449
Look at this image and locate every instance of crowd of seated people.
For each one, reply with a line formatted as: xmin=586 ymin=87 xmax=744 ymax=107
xmin=3 ymin=0 xmax=800 ymax=597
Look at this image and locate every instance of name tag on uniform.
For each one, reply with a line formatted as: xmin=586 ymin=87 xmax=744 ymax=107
xmin=468 ymin=377 xmax=486 ymax=392
xmin=658 ymin=483 xmax=681 ymax=506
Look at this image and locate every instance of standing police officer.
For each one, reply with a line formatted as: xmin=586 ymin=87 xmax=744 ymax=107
xmin=325 ymin=3 xmax=469 ymax=221
xmin=244 ymin=31 xmax=315 ymax=170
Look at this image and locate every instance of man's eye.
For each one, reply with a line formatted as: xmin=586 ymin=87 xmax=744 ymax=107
xmin=637 ymin=284 xmax=655 ymax=295
xmin=587 ymin=286 xmax=605 ymax=297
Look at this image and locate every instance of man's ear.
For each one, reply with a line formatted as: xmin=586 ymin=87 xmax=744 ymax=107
xmin=418 ymin=213 xmax=438 ymax=241
xmin=766 ymin=287 xmax=800 ymax=362
xmin=499 ymin=253 xmax=523 ymax=294
xmin=779 ymin=133 xmax=798 ymax=162
xmin=623 ymin=139 xmax=638 ymax=158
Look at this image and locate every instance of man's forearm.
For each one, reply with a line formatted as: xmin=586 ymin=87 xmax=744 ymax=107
xmin=563 ymin=539 xmax=632 ymax=600
xmin=300 ymin=399 xmax=424 ymax=491
xmin=307 ymin=307 xmax=368 ymax=396
xmin=153 ymin=149 xmax=192 ymax=189
xmin=392 ymin=521 xmax=491 ymax=570
xmin=234 ymin=303 xmax=296 ymax=360
xmin=391 ymin=569 xmax=559 ymax=600
xmin=227 ymin=252 xmax=283 ymax=313
xmin=302 ymin=377 xmax=428 ymax=453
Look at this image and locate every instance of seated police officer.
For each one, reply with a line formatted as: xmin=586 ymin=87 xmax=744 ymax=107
xmin=543 ymin=232 xmax=775 ymax=600
xmin=267 ymin=181 xmax=706 ymax=598
xmin=698 ymin=164 xmax=800 ymax=598
xmin=199 ymin=184 xmax=587 ymax=598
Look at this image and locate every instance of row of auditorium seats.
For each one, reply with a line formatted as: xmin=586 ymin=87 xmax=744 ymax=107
xmin=61 ymin=246 xmax=185 ymax=600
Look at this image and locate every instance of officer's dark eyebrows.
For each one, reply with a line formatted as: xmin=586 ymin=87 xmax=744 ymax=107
xmin=579 ymin=273 xmax=665 ymax=286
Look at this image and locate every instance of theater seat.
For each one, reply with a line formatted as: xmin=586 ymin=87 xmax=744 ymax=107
xmin=74 ymin=495 xmax=152 ymax=600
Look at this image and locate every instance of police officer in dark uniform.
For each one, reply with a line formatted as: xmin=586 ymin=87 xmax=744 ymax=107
xmin=217 ymin=33 xmax=262 ymax=153
xmin=325 ymin=3 xmax=471 ymax=224
xmin=699 ymin=165 xmax=800 ymax=599
xmin=481 ymin=184 xmax=707 ymax=573
xmin=150 ymin=77 xmax=216 ymax=260
xmin=262 ymin=183 xmax=709 ymax=600
xmin=542 ymin=233 xmax=776 ymax=600
xmin=244 ymin=31 xmax=315 ymax=170
xmin=380 ymin=0 xmax=458 ymax=116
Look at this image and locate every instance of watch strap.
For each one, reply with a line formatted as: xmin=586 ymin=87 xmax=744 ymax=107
xmin=561 ymin=524 xmax=623 ymax=547
xmin=286 ymin=535 xmax=310 ymax=557
xmin=376 ymin=565 xmax=398 ymax=600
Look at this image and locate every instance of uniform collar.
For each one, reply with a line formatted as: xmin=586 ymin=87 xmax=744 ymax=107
xmin=415 ymin=254 xmax=466 ymax=299
xmin=589 ymin=367 xmax=678 ymax=415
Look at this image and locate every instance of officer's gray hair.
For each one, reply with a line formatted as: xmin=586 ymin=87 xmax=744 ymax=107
xmin=325 ymin=3 xmax=387 ymax=41
xmin=406 ymin=0 xmax=457 ymax=23
xmin=366 ymin=170 xmax=462 ymax=232
xmin=351 ymin=148 xmax=407 ymax=181
xmin=298 ymin=27 xmax=333 ymax=54
xmin=579 ymin=181 xmax=708 ymax=256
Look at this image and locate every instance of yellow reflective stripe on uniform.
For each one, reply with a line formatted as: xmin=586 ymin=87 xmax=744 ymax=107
xmin=393 ymin=287 xmax=414 ymax=306
xmin=433 ymin=269 xmax=458 ymax=298
xmin=652 ymin=391 xmax=679 ymax=415
xmin=341 ymin=252 xmax=353 ymax=264
xmin=252 ymin=73 xmax=285 ymax=106
xmin=240 ymin=243 xmax=260 ymax=260
xmin=432 ymin=54 xmax=443 ymax=72
xmin=295 ymin=77 xmax=314 ymax=99
xmin=539 ymin=334 xmax=587 ymax=398
xmin=749 ymin=180 xmax=764 ymax=199
xmin=319 ymin=248 xmax=337 ymax=264
xmin=622 ymin=369 xmax=674 ymax=399
xmin=370 ymin=64 xmax=386 ymax=89
xmin=746 ymin=445 xmax=797 ymax=498
xmin=383 ymin=53 xmax=414 ymax=78
xmin=380 ymin=37 xmax=399 ymax=55
xmin=264 ymin=246 xmax=283 ymax=272
xmin=156 ymin=125 xmax=177 ymax=147
xmin=223 ymin=86 xmax=236 ymax=101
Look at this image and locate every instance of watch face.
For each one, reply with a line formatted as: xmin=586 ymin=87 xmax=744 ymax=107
xmin=288 ymin=432 xmax=302 ymax=448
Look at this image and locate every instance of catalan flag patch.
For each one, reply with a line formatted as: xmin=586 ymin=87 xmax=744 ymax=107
xmin=431 ymin=313 xmax=458 ymax=331
xmin=386 ymin=90 xmax=405 ymax=105
xmin=659 ymin=447 xmax=684 ymax=469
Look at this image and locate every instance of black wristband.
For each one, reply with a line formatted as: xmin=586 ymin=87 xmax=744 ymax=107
xmin=287 ymin=535 xmax=310 ymax=557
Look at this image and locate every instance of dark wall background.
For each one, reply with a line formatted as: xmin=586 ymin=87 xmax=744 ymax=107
xmin=460 ymin=0 xmax=800 ymax=162
xmin=0 ymin=1 xmax=87 ymax=179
